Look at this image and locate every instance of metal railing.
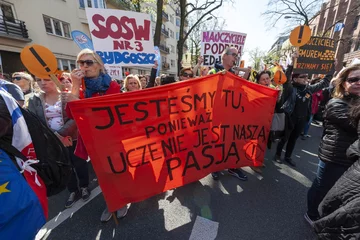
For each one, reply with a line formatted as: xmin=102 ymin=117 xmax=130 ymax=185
xmin=162 ymin=11 xmax=169 ymax=21
xmin=159 ymin=44 xmax=170 ymax=54
xmin=161 ymin=28 xmax=169 ymax=38
xmin=0 ymin=16 xmax=29 ymax=39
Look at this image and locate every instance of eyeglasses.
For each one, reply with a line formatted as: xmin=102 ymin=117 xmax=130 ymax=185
xmin=347 ymin=77 xmax=360 ymax=84
xmin=12 ymin=76 xmax=23 ymax=81
xmin=298 ymin=75 xmax=308 ymax=79
xmin=182 ymin=72 xmax=193 ymax=78
xmin=227 ymin=52 xmax=238 ymax=57
xmin=77 ymin=60 xmax=97 ymax=66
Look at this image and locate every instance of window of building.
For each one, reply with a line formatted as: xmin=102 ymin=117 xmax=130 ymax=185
xmin=169 ymin=29 xmax=174 ymax=38
xmin=162 ymin=56 xmax=167 ymax=63
xmin=170 ymin=45 xmax=175 ymax=53
xmin=58 ymin=59 xmax=76 ymax=72
xmin=176 ymin=18 xmax=180 ymax=27
xmin=170 ymin=15 xmax=174 ymax=24
xmin=171 ymin=59 xmax=175 ymax=67
xmin=0 ymin=4 xmax=15 ymax=22
xmin=43 ymin=15 xmax=71 ymax=38
xmin=176 ymin=32 xmax=179 ymax=40
xmin=79 ymin=0 xmax=105 ymax=8
xmin=353 ymin=16 xmax=360 ymax=30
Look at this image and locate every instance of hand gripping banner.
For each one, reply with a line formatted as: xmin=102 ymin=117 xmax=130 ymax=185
xmin=68 ymin=72 xmax=278 ymax=212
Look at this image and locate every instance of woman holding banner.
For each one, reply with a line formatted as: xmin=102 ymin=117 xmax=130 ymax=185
xmin=64 ymin=49 xmax=127 ymax=222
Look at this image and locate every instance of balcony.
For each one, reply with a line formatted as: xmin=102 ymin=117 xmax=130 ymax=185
xmin=161 ymin=28 xmax=169 ymax=38
xmin=159 ymin=44 xmax=170 ymax=54
xmin=162 ymin=62 xmax=170 ymax=70
xmin=176 ymin=9 xmax=180 ymax=17
xmin=162 ymin=11 xmax=169 ymax=22
xmin=0 ymin=16 xmax=31 ymax=42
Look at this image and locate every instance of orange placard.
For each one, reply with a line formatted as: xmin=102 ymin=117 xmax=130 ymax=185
xmin=20 ymin=45 xmax=58 ymax=79
xmin=273 ymin=70 xmax=287 ymax=85
xmin=289 ymin=25 xmax=312 ymax=47
xmin=68 ymin=72 xmax=278 ymax=212
xmin=240 ymin=60 xmax=245 ymax=68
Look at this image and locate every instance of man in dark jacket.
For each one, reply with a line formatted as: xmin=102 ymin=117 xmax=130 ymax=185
xmin=207 ymin=47 xmax=248 ymax=181
xmin=274 ymin=55 xmax=333 ymax=167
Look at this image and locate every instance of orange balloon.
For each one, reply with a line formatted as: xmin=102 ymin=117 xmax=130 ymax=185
xmin=273 ymin=70 xmax=287 ymax=85
xmin=20 ymin=45 xmax=57 ymax=78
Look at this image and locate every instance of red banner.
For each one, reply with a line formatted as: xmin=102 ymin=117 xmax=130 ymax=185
xmin=69 ymin=72 xmax=278 ymax=212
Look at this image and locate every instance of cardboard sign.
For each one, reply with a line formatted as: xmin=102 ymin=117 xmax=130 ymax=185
xmin=68 ymin=72 xmax=278 ymax=212
xmin=289 ymin=25 xmax=312 ymax=47
xmin=201 ymin=30 xmax=247 ymax=66
xmin=20 ymin=45 xmax=57 ymax=79
xmin=294 ymin=37 xmax=335 ymax=74
xmin=85 ymin=8 xmax=155 ymax=68
xmin=71 ymin=30 xmax=94 ymax=50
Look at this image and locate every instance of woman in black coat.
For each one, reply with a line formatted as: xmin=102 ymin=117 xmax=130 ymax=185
xmin=313 ymin=98 xmax=360 ymax=239
xmin=305 ymin=64 xmax=360 ymax=223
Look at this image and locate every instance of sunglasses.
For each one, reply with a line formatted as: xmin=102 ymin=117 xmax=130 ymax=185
xmin=347 ymin=77 xmax=360 ymax=84
xmin=77 ymin=60 xmax=97 ymax=66
xmin=227 ymin=52 xmax=238 ymax=57
xmin=12 ymin=76 xmax=24 ymax=81
xmin=182 ymin=73 xmax=193 ymax=77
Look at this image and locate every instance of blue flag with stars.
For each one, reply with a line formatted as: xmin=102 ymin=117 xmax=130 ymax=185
xmin=0 ymin=149 xmax=45 ymax=239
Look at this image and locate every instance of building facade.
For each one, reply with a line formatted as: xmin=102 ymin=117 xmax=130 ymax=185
xmin=310 ymin=0 xmax=360 ymax=71
xmin=0 ymin=0 xmax=186 ymax=79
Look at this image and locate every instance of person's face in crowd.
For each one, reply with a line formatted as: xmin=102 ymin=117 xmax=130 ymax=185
xmin=343 ymin=70 xmax=360 ymax=96
xmin=259 ymin=73 xmax=271 ymax=87
xmin=35 ymin=78 xmax=57 ymax=93
xmin=60 ymin=77 xmax=73 ymax=90
xmin=78 ymin=54 xmax=101 ymax=78
xmin=201 ymin=67 xmax=209 ymax=76
xmin=155 ymin=78 xmax=161 ymax=86
xmin=127 ymin=78 xmax=140 ymax=92
xmin=180 ymin=70 xmax=193 ymax=81
xmin=294 ymin=74 xmax=309 ymax=85
xmin=140 ymin=77 xmax=147 ymax=88
xmin=223 ymin=49 xmax=238 ymax=69
xmin=12 ymin=75 xmax=30 ymax=93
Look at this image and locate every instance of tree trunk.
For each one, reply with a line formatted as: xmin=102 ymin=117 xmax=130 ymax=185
xmin=177 ymin=0 xmax=186 ymax=76
xmin=154 ymin=0 xmax=163 ymax=47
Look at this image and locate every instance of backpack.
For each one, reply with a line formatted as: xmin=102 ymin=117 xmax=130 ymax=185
xmin=0 ymin=107 xmax=72 ymax=197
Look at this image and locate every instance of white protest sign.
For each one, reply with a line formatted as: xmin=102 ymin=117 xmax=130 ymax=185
xmin=201 ymin=30 xmax=247 ymax=66
xmin=85 ymin=8 xmax=155 ymax=72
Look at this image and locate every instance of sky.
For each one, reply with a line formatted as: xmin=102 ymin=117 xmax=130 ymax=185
xmin=217 ymin=0 xmax=289 ymax=66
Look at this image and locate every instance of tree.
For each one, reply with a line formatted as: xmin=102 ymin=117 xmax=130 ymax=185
xmin=153 ymin=0 xmax=164 ymax=46
xmin=263 ymin=0 xmax=323 ymax=33
xmin=177 ymin=0 xmax=231 ymax=75
xmin=248 ymin=48 xmax=266 ymax=71
xmin=188 ymin=14 xmax=226 ymax=66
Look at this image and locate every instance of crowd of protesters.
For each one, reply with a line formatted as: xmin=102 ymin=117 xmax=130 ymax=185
xmin=1 ymin=44 xmax=360 ymax=239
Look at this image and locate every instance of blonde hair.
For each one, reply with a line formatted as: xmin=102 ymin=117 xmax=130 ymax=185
xmin=155 ymin=76 xmax=161 ymax=86
xmin=76 ymin=48 xmax=106 ymax=74
xmin=333 ymin=64 xmax=360 ymax=99
xmin=12 ymin=72 xmax=33 ymax=81
xmin=124 ymin=74 xmax=142 ymax=92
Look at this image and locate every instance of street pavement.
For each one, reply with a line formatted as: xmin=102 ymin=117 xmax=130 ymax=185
xmin=37 ymin=123 xmax=324 ymax=240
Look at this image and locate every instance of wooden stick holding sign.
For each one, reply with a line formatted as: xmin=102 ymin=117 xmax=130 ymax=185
xmin=20 ymin=45 xmax=64 ymax=91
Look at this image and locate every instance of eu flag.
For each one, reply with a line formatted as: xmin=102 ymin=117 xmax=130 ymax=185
xmin=0 ymin=149 xmax=46 ymax=240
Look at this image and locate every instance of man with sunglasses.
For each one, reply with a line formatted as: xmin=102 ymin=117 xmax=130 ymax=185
xmin=274 ymin=53 xmax=334 ymax=167
xmin=207 ymin=47 xmax=248 ymax=181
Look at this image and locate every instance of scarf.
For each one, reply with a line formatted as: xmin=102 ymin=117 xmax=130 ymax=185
xmin=84 ymin=73 xmax=111 ymax=98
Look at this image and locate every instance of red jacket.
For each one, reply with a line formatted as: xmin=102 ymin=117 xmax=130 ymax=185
xmin=66 ymin=80 xmax=120 ymax=159
xmin=311 ymin=90 xmax=323 ymax=115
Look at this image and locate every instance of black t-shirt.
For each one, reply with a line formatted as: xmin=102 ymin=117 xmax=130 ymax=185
xmin=0 ymin=96 xmax=13 ymax=144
